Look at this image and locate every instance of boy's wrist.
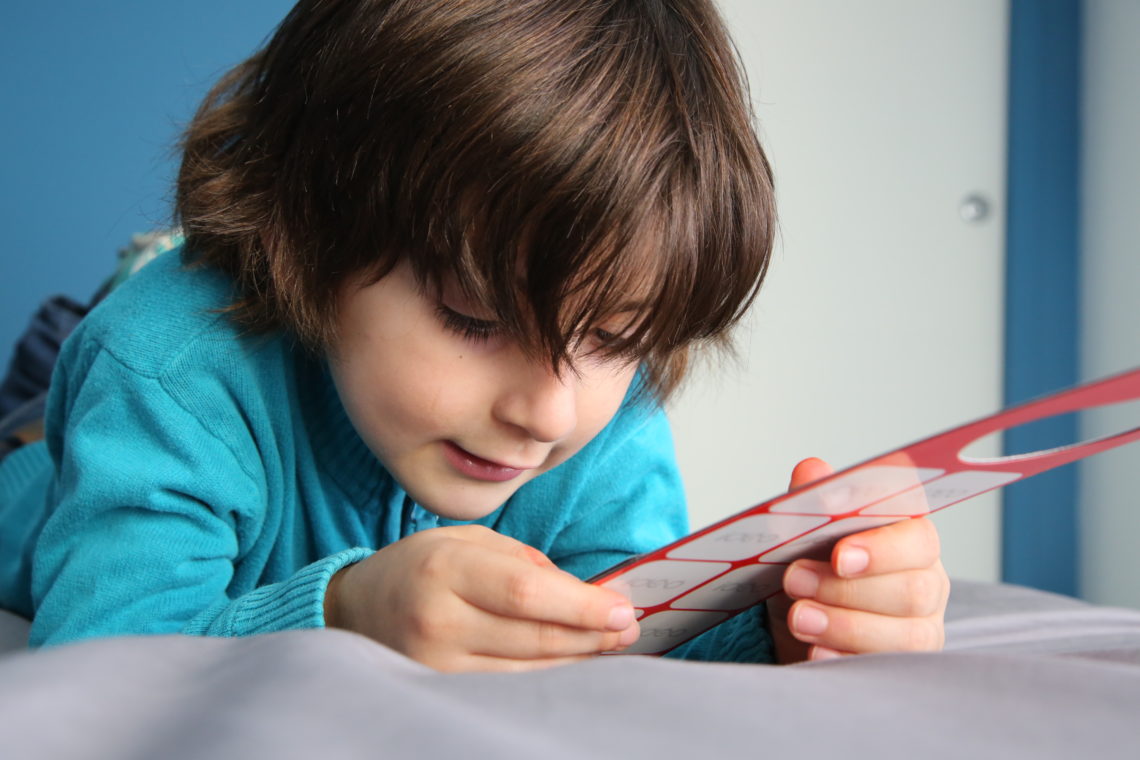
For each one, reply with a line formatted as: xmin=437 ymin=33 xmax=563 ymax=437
xmin=323 ymin=566 xmax=349 ymax=630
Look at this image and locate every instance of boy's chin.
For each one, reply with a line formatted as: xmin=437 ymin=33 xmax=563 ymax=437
xmin=405 ymin=481 xmax=520 ymax=523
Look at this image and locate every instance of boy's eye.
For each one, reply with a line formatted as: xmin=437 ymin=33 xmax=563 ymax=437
xmin=592 ymin=327 xmax=619 ymax=345
xmin=581 ymin=324 xmax=638 ymax=365
xmin=436 ymin=304 xmax=501 ymax=343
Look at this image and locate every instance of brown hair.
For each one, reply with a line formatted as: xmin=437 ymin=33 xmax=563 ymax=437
xmin=176 ymin=0 xmax=775 ymax=400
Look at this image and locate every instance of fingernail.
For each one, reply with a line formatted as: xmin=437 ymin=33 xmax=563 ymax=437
xmin=793 ymin=605 xmax=829 ymax=637
xmin=618 ymin=623 xmax=640 ymax=647
xmin=810 ymin=646 xmax=842 ymax=661
xmin=784 ymin=566 xmax=820 ymax=598
xmin=607 ymin=605 xmax=634 ymax=631
xmin=837 ymin=547 xmax=870 ymax=577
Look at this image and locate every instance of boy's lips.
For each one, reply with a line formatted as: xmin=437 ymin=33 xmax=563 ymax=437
xmin=442 ymin=441 xmax=537 ymax=482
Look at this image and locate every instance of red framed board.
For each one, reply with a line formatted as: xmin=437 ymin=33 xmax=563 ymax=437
xmin=591 ymin=366 xmax=1140 ymax=655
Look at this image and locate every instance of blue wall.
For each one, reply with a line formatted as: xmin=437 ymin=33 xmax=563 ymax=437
xmin=0 ymin=1 xmax=294 ymax=372
xmin=1002 ymin=0 xmax=1082 ymax=596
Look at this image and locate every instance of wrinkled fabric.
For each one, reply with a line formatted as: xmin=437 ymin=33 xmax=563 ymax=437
xmin=0 ymin=581 xmax=1137 ymax=760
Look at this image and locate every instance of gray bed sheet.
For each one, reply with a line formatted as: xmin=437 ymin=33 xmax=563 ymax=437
xmin=1 ymin=580 xmax=1138 ymax=759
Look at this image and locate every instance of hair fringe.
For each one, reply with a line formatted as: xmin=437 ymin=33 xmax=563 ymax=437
xmin=173 ymin=0 xmax=776 ymax=402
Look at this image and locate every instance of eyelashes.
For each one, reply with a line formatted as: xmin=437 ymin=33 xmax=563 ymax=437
xmin=593 ymin=328 xmax=618 ymax=344
xmin=435 ymin=303 xmax=627 ymax=355
xmin=435 ymin=304 xmax=500 ymax=344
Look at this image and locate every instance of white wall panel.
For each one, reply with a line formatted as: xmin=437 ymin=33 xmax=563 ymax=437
xmin=1080 ymin=0 xmax=1140 ymax=609
xmin=668 ymin=1 xmax=1009 ymax=582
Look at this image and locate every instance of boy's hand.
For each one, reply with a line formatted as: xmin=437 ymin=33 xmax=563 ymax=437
xmin=324 ymin=525 xmax=639 ymax=672
xmin=767 ymin=458 xmax=950 ymax=663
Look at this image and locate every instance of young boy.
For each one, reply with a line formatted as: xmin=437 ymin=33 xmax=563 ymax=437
xmin=0 ymin=0 xmax=947 ymax=670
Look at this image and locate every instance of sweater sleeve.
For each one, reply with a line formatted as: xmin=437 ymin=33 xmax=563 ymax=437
xmin=537 ymin=404 xmax=775 ymax=664
xmin=28 ymin=341 xmax=363 ymax=647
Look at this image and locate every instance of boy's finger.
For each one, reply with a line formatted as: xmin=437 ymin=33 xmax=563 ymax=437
xmin=831 ymin=516 xmax=941 ymax=577
xmin=766 ymin=593 xmax=812 ymax=664
xmin=807 ymin=645 xmax=850 ymax=661
xmin=460 ymin=607 xmax=639 ymax=660
xmin=451 ymin=542 xmax=635 ymax=632
xmin=787 ymin=457 xmax=834 ymax=491
xmin=783 ymin=560 xmax=949 ymax=617
xmin=440 ymin=524 xmax=559 ymax=568
xmin=787 ymin=599 xmax=945 ymax=654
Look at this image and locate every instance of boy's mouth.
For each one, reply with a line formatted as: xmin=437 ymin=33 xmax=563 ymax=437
xmin=442 ymin=441 xmax=535 ymax=482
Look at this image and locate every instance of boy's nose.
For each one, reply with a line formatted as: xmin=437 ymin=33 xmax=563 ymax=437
xmin=493 ymin=361 xmax=578 ymax=443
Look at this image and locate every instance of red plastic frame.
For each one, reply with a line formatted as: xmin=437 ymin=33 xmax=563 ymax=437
xmin=591 ymin=366 xmax=1140 ymax=656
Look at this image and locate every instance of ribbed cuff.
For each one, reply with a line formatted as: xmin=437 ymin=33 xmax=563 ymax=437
xmin=218 ymin=547 xmax=374 ymax=636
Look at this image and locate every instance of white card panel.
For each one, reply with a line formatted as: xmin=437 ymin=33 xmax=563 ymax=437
xmin=854 ymin=484 xmax=929 ymax=516
xmin=862 ymin=470 xmax=1022 ymax=515
xmin=601 ymin=559 xmax=731 ymax=608
xmin=769 ymin=465 xmax=945 ymax=515
xmin=921 ymin=470 xmax=1022 ymax=509
xmin=623 ymin=610 xmax=731 ymax=655
xmin=759 ymin=516 xmax=903 ymax=563
xmin=670 ymin=563 xmax=787 ymax=611
xmin=666 ymin=514 xmax=829 ymax=562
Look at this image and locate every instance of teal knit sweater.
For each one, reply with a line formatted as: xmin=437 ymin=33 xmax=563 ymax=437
xmin=0 ymin=250 xmax=771 ymax=662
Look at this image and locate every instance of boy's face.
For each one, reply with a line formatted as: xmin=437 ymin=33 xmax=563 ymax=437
xmin=327 ymin=260 xmax=641 ymax=520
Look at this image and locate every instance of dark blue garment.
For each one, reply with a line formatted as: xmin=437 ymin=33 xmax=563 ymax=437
xmin=0 ymin=295 xmax=88 ymax=458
